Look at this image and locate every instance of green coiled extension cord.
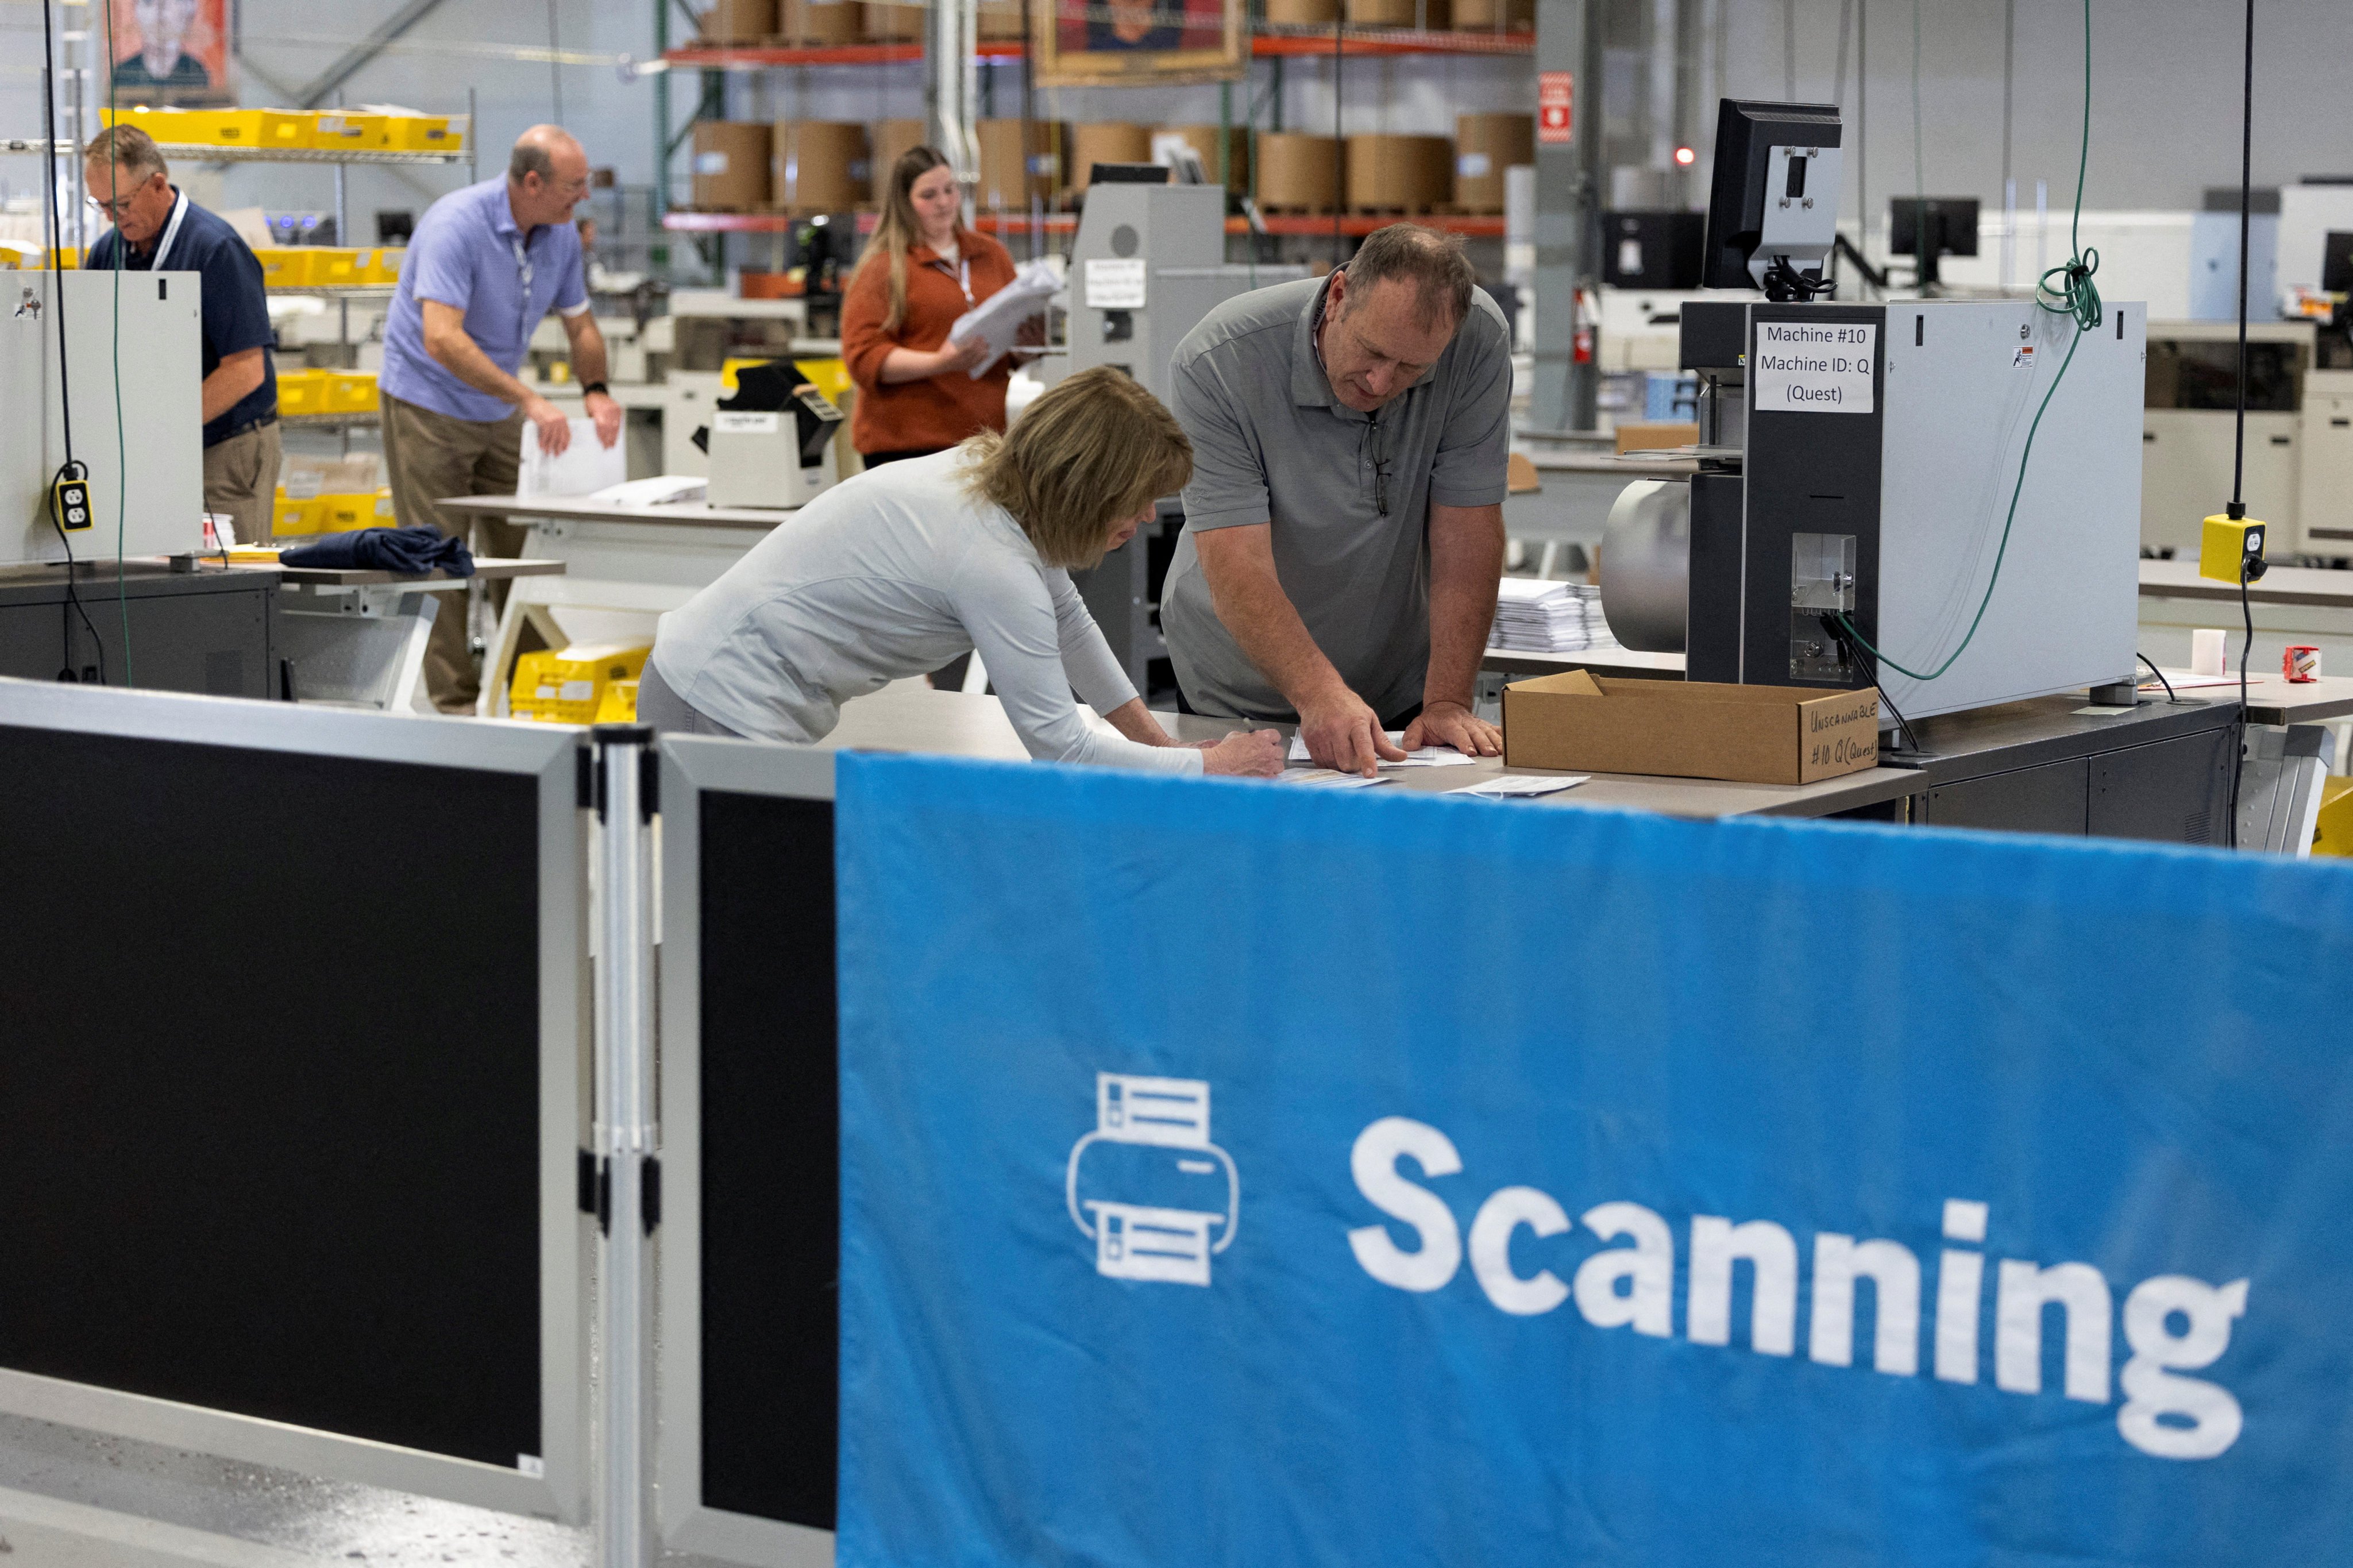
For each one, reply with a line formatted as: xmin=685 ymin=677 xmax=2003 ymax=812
xmin=1835 ymin=0 xmax=2101 ymax=684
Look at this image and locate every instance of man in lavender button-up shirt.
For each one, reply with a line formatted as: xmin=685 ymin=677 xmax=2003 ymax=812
xmin=380 ymin=124 xmax=622 ymax=712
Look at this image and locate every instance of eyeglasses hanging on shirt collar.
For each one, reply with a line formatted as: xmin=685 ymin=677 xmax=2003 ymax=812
xmin=1360 ymin=416 xmax=1393 ymax=518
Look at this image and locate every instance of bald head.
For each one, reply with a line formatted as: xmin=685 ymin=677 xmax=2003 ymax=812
xmin=507 ymin=126 xmax=590 ymax=229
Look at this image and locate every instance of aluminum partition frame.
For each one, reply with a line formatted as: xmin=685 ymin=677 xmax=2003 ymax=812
xmin=655 ymin=735 xmax=837 ymax=1568
xmin=0 ymin=678 xmax=594 ymax=1524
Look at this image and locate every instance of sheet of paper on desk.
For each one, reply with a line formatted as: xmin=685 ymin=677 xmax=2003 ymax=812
xmin=589 ymin=474 xmax=708 ymax=507
xmin=1287 ymin=733 xmax=1479 ymax=767
xmin=2138 ymin=669 xmax=2239 ymax=691
xmin=948 ymin=260 xmax=1058 ymax=378
xmin=519 ymin=419 xmax=626 ymax=499
xmin=1275 ymin=769 xmax=1391 ymax=789
xmin=1453 ymin=774 xmax=1588 ymax=797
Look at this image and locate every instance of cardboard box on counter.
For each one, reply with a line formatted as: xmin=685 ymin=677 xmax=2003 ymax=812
xmin=1502 ymin=670 xmax=1880 ymax=785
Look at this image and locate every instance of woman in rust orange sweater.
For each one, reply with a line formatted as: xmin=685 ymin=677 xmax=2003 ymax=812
xmin=841 ymin=146 xmax=1020 ymax=466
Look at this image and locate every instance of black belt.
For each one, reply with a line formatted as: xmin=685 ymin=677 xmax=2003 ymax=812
xmin=211 ymin=413 xmax=279 ymax=444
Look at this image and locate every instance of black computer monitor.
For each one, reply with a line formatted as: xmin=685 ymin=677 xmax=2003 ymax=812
xmin=2323 ymin=231 xmax=2353 ymax=294
xmin=1702 ymin=99 xmax=1844 ymax=297
xmin=1889 ymin=197 xmax=1980 ymax=288
xmin=1602 ymin=211 xmax=1707 ymax=288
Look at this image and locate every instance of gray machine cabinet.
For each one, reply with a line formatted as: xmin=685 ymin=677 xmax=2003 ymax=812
xmin=1066 ymin=181 xmax=1302 ymax=405
xmin=0 ymin=565 xmax=272 ymax=696
xmin=1923 ymin=758 xmax=2093 ymax=836
xmin=2 ymin=270 xmax=206 ymax=564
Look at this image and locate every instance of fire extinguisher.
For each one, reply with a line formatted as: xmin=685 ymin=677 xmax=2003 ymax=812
xmin=1572 ymin=286 xmax=1597 ymax=365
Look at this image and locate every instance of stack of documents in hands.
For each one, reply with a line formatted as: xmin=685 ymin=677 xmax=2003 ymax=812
xmin=948 ymin=259 xmax=1060 ymax=378
xmin=1490 ymin=578 xmax=1619 ymax=653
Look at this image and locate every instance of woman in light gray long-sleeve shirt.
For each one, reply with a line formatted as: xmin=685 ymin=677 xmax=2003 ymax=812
xmin=644 ymin=366 xmax=1283 ymax=778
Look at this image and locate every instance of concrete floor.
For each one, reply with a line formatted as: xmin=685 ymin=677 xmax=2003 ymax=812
xmin=0 ymin=1413 xmax=749 ymax=1568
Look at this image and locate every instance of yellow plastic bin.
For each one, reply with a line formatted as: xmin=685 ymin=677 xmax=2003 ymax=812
xmin=508 ymin=643 xmax=654 ymax=725
xmin=364 ymin=246 xmax=407 ymax=285
xmin=253 ymin=248 xmax=319 ymax=288
xmin=270 ymin=493 xmax=326 ymax=536
xmin=327 ymin=372 xmax=379 ymax=413
xmin=312 ymin=249 xmax=364 ymax=287
xmin=275 ymin=368 xmax=329 ymax=415
xmin=394 ymin=115 xmax=458 ymax=152
xmin=315 ymin=113 xmax=391 ymax=152
xmin=595 ymin=680 xmax=642 ymax=724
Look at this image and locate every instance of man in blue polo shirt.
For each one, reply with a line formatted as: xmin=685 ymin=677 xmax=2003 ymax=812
xmin=380 ymin=123 xmax=621 ymax=713
xmin=84 ymin=124 xmax=279 ymax=549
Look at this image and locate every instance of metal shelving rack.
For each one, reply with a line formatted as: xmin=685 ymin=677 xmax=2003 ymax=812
xmin=653 ymin=13 xmax=1534 ymax=261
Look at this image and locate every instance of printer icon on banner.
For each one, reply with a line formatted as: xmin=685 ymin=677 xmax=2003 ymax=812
xmin=1066 ymin=1073 xmax=1239 ymax=1287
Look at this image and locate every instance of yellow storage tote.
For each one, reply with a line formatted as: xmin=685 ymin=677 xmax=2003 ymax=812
xmin=595 ymin=680 xmax=641 ymax=724
xmin=327 ymin=372 xmax=379 ymax=412
xmin=270 ymin=493 xmax=325 ymax=536
xmin=508 ymin=643 xmax=654 ymax=725
xmin=393 ymin=115 xmax=461 ymax=152
xmin=315 ymin=113 xmax=391 ymax=152
xmin=314 ymin=491 xmax=392 ymax=532
xmin=313 ymin=249 xmax=364 ymax=287
xmin=253 ymin=248 xmax=317 ymax=288
xmin=275 ymin=368 xmax=328 ymax=414
xmin=364 ymin=246 xmax=407 ymax=285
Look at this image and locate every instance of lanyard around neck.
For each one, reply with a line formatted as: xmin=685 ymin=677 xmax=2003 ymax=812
xmin=141 ymin=189 xmax=190 ymax=271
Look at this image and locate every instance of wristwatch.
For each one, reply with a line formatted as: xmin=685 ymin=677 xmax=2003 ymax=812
xmin=581 ymin=380 xmax=610 ymax=397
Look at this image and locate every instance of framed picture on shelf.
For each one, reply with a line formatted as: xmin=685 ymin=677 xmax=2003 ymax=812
xmin=1031 ymin=0 xmax=1247 ymax=87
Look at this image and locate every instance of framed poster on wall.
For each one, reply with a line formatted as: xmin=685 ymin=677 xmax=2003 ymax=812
xmin=107 ymin=0 xmax=236 ymax=107
xmin=1031 ymin=0 xmax=1245 ymax=87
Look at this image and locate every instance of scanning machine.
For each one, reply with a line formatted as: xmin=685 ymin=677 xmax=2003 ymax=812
xmin=1599 ymin=101 xmax=2147 ymax=725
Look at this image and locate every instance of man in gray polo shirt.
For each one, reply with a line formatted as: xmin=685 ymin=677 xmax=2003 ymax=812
xmin=1161 ymin=226 xmax=1510 ymax=775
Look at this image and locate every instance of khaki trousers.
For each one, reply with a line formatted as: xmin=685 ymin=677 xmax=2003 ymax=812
xmin=202 ymin=420 xmax=281 ymax=549
xmin=381 ymin=392 xmax=528 ymax=713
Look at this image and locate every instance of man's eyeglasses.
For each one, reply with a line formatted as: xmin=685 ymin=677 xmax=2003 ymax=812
xmin=86 ymin=177 xmax=157 ymax=219
xmin=1364 ymin=419 xmax=1392 ymax=518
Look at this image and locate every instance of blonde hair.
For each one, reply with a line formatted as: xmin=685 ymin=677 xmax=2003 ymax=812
xmin=852 ymin=144 xmax=957 ymax=335
xmin=962 ymin=367 xmax=1193 ymax=571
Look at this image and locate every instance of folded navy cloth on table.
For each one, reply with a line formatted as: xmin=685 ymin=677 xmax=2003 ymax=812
xmin=279 ymin=526 xmax=475 ymax=577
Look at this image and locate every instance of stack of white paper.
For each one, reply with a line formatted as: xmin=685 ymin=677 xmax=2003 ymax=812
xmin=948 ymin=259 xmax=1059 ymax=379
xmin=1286 ymin=734 xmax=1479 ymax=768
xmin=1490 ymin=577 xmax=1619 ymax=653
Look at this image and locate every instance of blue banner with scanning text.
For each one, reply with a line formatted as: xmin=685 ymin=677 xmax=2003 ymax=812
xmin=834 ymin=753 xmax=2353 ymax=1567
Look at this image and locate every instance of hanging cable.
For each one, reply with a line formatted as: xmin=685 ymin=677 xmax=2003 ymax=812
xmin=102 ymin=0 xmax=132 ymax=685
xmin=1837 ymin=0 xmax=2100 ymax=684
xmin=2223 ymin=0 xmax=2258 ymax=849
xmin=37 ymin=3 xmax=105 ymax=685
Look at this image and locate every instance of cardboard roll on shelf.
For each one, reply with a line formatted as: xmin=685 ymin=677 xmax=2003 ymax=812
xmin=1345 ymin=133 xmax=1453 ymax=213
xmin=693 ymin=121 xmax=773 ymax=211
xmin=1345 ymin=0 xmax=1450 ymax=26
xmin=1067 ymin=123 xmax=1154 ymax=193
xmin=862 ymin=0 xmax=923 ymax=39
xmin=1256 ymin=133 xmax=1344 ymax=211
xmin=977 ymin=119 xmax=1064 ymax=210
xmin=774 ymin=121 xmax=870 ymax=211
xmin=1449 ymin=0 xmax=1531 ymax=28
xmin=774 ymin=0 xmax=864 ymax=45
xmin=870 ymin=118 xmax=929 ymax=190
xmin=1155 ymin=123 xmax=1250 ymax=192
xmin=697 ymin=0 xmax=778 ymax=42
xmin=1452 ymin=113 xmax=1532 ymax=214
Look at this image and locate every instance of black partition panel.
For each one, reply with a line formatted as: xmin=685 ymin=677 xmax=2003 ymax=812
xmin=696 ymin=789 xmax=838 ymax=1530
xmin=0 ymin=724 xmax=542 ymax=1469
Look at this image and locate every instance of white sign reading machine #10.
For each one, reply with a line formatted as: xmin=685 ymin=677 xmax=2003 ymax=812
xmin=1754 ymin=321 xmax=1877 ymax=413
